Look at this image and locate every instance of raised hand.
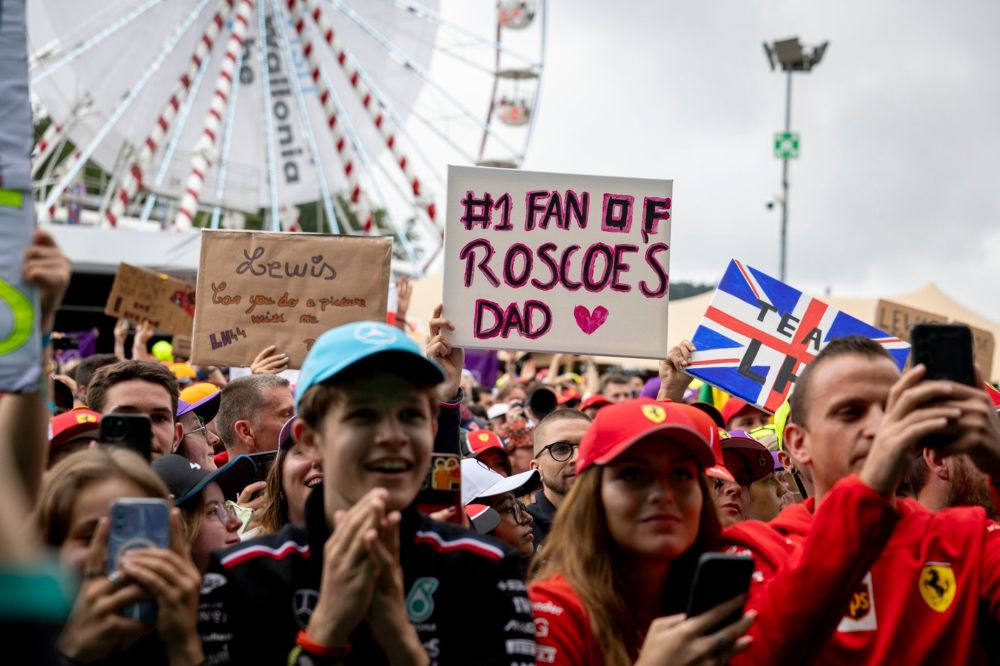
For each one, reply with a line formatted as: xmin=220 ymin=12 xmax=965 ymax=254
xmin=57 ymin=518 xmax=147 ymax=662
xmin=305 ymin=489 xmax=387 ymax=648
xmin=119 ymin=509 xmax=204 ymax=664
xmin=250 ymin=344 xmax=289 ymax=375
xmin=658 ymin=340 xmax=696 ymax=402
xmin=426 ymin=304 xmax=463 ymax=402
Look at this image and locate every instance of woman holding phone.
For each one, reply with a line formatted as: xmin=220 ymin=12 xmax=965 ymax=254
xmin=34 ymin=447 xmax=204 ymax=665
xmin=529 ymin=399 xmax=755 ymax=666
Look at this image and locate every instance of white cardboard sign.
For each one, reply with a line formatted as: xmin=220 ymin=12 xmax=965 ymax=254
xmin=442 ymin=166 xmax=672 ymax=357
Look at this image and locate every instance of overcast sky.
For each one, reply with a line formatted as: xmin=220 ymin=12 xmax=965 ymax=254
xmin=517 ymin=0 xmax=1000 ymax=319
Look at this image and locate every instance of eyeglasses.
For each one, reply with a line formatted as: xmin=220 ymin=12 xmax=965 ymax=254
xmin=184 ymin=424 xmax=210 ymax=445
xmin=205 ymin=501 xmax=239 ymax=525
xmin=535 ymin=440 xmax=578 ymax=462
xmin=495 ymin=499 xmax=530 ymax=525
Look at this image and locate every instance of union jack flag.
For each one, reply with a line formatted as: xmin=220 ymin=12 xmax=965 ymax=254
xmin=686 ymin=259 xmax=910 ymax=413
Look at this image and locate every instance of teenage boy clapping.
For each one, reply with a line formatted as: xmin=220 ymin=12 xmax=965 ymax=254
xmin=198 ymin=319 xmax=536 ymax=665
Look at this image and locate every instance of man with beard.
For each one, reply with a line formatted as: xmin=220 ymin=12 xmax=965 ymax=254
xmin=907 ymin=450 xmax=998 ymax=518
xmin=526 ymin=409 xmax=590 ymax=546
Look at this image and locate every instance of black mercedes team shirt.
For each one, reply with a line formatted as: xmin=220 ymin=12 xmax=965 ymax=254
xmin=198 ymin=486 xmax=536 ymax=665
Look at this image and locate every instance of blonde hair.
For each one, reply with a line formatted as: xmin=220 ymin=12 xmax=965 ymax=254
xmin=35 ymin=447 xmax=170 ymax=547
xmin=530 ymin=466 xmax=722 ymax=666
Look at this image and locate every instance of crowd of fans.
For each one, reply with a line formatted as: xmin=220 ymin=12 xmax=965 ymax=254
xmin=3 ymin=229 xmax=1000 ymax=665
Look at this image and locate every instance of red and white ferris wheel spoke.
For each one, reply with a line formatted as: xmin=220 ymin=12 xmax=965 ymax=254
xmin=301 ymin=0 xmax=437 ymax=227
xmin=286 ymin=0 xmax=375 ymax=231
xmin=39 ymin=0 xmax=213 ymax=225
xmin=173 ymin=0 xmax=254 ymax=230
xmin=105 ymin=0 xmax=235 ymax=228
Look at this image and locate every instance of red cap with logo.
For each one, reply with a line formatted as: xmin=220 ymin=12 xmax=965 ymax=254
xmin=467 ymin=429 xmax=506 ymax=456
xmin=576 ymin=398 xmax=729 ymax=480
xmin=49 ymin=408 xmax=101 ymax=450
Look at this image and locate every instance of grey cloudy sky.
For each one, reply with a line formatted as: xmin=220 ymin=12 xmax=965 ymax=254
xmin=520 ymin=0 xmax=1000 ymax=319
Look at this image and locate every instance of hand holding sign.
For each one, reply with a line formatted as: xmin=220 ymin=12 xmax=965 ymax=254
xmin=427 ymin=305 xmax=463 ymax=403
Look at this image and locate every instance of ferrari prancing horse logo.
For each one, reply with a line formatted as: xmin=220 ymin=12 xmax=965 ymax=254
xmin=641 ymin=404 xmax=667 ymax=424
xmin=919 ymin=563 xmax=956 ymax=613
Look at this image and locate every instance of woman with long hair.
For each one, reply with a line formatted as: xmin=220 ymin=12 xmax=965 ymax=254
xmin=529 ymin=398 xmax=755 ymax=666
xmin=35 ymin=447 xmax=204 ymax=665
xmin=256 ymin=417 xmax=322 ymax=534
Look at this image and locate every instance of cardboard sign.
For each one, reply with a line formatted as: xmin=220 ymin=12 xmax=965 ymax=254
xmin=876 ymin=300 xmax=995 ymax=377
xmin=442 ymin=166 xmax=672 ymax=357
xmin=687 ymin=259 xmax=910 ymax=414
xmin=191 ymin=230 xmax=392 ymax=368
xmin=104 ymin=263 xmax=196 ymax=336
xmin=875 ymin=300 xmax=948 ymax=340
xmin=0 ymin=1 xmax=41 ymax=393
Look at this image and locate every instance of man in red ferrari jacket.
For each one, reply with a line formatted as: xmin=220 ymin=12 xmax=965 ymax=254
xmin=726 ymin=336 xmax=1000 ymax=665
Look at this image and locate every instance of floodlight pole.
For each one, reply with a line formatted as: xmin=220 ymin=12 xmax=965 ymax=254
xmin=780 ymin=70 xmax=792 ymax=281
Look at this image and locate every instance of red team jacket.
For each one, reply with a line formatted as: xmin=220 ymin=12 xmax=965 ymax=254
xmin=530 ymin=475 xmax=1000 ymax=665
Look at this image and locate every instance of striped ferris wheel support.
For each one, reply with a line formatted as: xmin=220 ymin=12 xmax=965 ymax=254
xmin=105 ymin=0 xmax=236 ymax=228
xmin=286 ymin=0 xmax=375 ymax=232
xmin=173 ymin=0 xmax=254 ymax=230
xmin=300 ymin=0 xmax=437 ymax=225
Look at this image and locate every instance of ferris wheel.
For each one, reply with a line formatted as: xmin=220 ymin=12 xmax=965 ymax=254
xmin=27 ymin=0 xmax=546 ymax=275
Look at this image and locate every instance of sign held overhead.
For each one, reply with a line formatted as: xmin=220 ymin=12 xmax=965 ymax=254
xmin=687 ymin=259 xmax=910 ymax=413
xmin=191 ymin=230 xmax=392 ymax=368
xmin=442 ymin=165 xmax=673 ymax=358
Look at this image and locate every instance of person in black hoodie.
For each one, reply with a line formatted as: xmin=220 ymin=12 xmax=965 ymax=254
xmin=199 ymin=316 xmax=535 ymax=665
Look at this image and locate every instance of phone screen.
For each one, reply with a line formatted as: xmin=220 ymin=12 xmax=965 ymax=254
xmin=108 ymin=499 xmax=171 ymax=623
xmin=685 ymin=553 xmax=754 ymax=634
xmin=911 ymin=324 xmax=976 ymax=386
xmin=99 ymin=413 xmax=153 ymax=461
xmin=416 ymin=453 xmax=463 ymax=523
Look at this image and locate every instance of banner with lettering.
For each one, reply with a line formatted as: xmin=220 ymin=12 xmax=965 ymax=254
xmin=104 ymin=263 xmax=196 ymax=336
xmin=687 ymin=259 xmax=910 ymax=413
xmin=191 ymin=230 xmax=392 ymax=368
xmin=442 ymin=165 xmax=673 ymax=357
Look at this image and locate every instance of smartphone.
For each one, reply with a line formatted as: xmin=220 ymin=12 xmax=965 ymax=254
xmin=107 ymin=498 xmax=171 ymax=624
xmin=416 ymin=453 xmax=463 ymax=524
xmin=99 ymin=414 xmax=153 ymax=461
xmin=910 ymin=324 xmax=976 ymax=386
xmin=248 ymin=451 xmax=278 ymax=480
xmin=686 ymin=553 xmax=754 ymax=634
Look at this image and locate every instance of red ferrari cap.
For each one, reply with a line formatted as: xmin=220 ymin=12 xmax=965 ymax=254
xmin=467 ymin=429 xmax=506 ymax=456
xmin=49 ymin=408 xmax=101 ymax=450
xmin=576 ymin=398 xmax=723 ymax=475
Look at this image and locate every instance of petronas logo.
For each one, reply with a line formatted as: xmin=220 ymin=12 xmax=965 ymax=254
xmin=406 ymin=577 xmax=439 ymax=623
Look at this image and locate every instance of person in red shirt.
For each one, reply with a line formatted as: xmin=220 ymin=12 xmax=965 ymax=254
xmin=725 ymin=335 xmax=1000 ymax=664
xmin=528 ymin=398 xmax=754 ymax=666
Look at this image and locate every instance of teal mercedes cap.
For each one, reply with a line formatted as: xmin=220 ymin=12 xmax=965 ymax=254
xmin=296 ymin=321 xmax=445 ymax=407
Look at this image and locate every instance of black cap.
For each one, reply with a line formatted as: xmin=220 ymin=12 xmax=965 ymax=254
xmin=153 ymin=453 xmax=257 ymax=505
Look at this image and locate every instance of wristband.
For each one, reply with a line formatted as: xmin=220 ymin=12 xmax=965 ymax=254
xmin=41 ymin=331 xmax=53 ymax=349
xmin=295 ymin=630 xmax=351 ymax=659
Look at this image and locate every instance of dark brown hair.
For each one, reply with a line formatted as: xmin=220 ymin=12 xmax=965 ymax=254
xmin=530 ymin=465 xmax=722 ymax=665
xmin=86 ymin=360 xmax=179 ymax=417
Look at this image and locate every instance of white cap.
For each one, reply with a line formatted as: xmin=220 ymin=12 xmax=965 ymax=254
xmin=486 ymin=403 xmax=509 ymax=420
xmin=460 ymin=458 xmax=540 ymax=506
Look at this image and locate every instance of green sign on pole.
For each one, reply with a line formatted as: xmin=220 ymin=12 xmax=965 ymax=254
xmin=774 ymin=131 xmax=800 ymax=159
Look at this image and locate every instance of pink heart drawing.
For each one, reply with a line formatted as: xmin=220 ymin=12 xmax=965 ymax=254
xmin=574 ymin=305 xmax=609 ymax=335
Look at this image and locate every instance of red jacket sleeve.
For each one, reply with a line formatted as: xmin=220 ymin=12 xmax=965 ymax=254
xmin=727 ymin=475 xmax=900 ymax=665
xmin=529 ymin=577 xmax=599 ymax=666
